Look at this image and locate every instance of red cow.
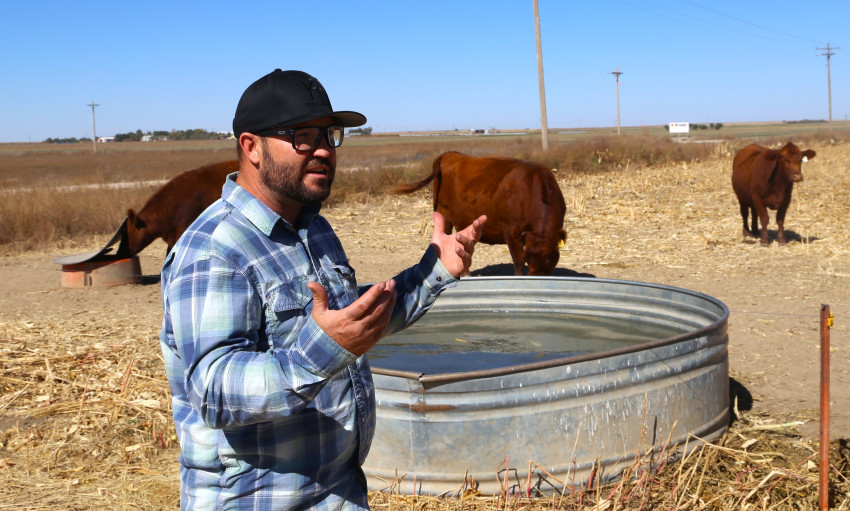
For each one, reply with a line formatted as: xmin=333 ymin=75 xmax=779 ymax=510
xmin=392 ymin=151 xmax=567 ymax=275
xmin=118 ymin=160 xmax=238 ymax=256
xmin=731 ymin=142 xmax=815 ymax=245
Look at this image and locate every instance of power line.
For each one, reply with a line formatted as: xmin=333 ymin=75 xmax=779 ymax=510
xmin=817 ymin=44 xmax=840 ymax=122
xmin=613 ymin=0 xmax=820 ymax=57
xmin=679 ymin=0 xmax=821 ymax=44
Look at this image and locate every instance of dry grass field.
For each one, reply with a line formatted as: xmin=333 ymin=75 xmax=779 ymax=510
xmin=1 ymin=128 xmax=849 ymax=509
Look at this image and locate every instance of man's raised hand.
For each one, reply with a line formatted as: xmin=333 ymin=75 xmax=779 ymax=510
xmin=308 ymin=279 xmax=396 ymax=356
xmin=430 ymin=211 xmax=487 ymax=278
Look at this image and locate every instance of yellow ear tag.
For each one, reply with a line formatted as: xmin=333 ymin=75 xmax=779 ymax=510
xmin=558 ymin=239 xmax=566 ymax=248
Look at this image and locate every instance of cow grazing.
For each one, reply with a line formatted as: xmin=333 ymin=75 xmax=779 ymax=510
xmin=118 ymin=160 xmax=238 ymax=256
xmin=392 ymin=151 xmax=567 ymax=276
xmin=731 ymin=142 xmax=815 ymax=245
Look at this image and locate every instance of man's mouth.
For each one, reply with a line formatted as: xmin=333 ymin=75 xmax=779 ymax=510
xmin=305 ymin=158 xmax=332 ymax=175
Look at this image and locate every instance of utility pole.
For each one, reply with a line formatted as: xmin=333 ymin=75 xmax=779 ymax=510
xmin=532 ymin=0 xmax=549 ymax=150
xmin=817 ymin=44 xmax=839 ymax=122
xmin=610 ymin=68 xmax=623 ymax=136
xmin=88 ymin=101 xmax=99 ymax=153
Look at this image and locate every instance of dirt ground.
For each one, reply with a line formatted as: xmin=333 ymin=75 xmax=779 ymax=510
xmin=1 ymin=146 xmax=848 ymax=448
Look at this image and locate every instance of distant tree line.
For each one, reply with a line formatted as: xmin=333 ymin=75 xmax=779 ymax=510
xmin=42 ymin=129 xmax=230 ymax=143
xmin=784 ymin=119 xmax=827 ymax=124
xmin=114 ymin=128 xmax=230 ymax=142
xmin=44 ymin=126 xmax=373 ymax=143
xmin=44 ymin=137 xmax=93 ymax=144
xmin=663 ymin=123 xmax=723 ymax=131
xmin=114 ymin=130 xmax=145 ymax=142
xmin=694 ymin=123 xmax=723 ymax=130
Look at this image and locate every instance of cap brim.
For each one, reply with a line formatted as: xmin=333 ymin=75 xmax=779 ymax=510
xmin=238 ymin=111 xmax=368 ymax=136
xmin=330 ymin=111 xmax=367 ymax=128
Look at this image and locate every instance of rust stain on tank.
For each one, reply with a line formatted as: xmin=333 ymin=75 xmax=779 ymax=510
xmin=406 ymin=401 xmax=456 ymax=413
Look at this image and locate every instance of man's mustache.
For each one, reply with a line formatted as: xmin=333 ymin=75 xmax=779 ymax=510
xmin=305 ymin=157 xmax=333 ymax=171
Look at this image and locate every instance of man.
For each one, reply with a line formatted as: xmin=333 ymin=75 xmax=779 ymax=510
xmin=159 ymin=69 xmax=486 ymax=510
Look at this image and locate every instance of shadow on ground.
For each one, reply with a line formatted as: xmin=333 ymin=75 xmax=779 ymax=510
xmin=140 ymin=274 xmax=162 ymax=285
xmin=469 ymin=263 xmax=596 ymax=278
xmin=742 ymin=229 xmax=819 ymax=245
xmin=729 ymin=377 xmax=753 ymax=424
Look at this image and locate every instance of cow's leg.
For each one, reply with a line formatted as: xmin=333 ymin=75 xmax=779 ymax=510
xmin=749 ymin=207 xmax=760 ymax=238
xmin=739 ymin=203 xmax=753 ymax=239
xmin=505 ymin=232 xmax=526 ymax=276
xmin=752 ymin=198 xmax=770 ymax=245
xmin=776 ymin=204 xmax=789 ymax=245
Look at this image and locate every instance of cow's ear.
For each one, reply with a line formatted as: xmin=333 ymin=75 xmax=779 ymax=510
xmin=127 ymin=209 xmax=145 ymax=229
xmin=803 ymin=150 xmax=816 ymax=161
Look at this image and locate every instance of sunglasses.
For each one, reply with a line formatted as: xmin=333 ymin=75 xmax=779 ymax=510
xmin=255 ymin=125 xmax=345 ymax=151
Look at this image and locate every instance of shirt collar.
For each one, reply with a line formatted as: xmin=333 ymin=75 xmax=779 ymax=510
xmin=222 ymin=172 xmax=322 ymax=236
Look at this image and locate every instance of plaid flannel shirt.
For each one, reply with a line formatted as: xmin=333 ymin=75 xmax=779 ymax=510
xmin=160 ymin=173 xmax=456 ymax=510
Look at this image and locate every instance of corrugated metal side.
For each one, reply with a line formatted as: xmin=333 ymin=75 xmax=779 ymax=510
xmin=363 ymin=277 xmax=729 ymax=495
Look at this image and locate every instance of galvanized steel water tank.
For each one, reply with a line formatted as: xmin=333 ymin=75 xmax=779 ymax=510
xmin=364 ymin=277 xmax=729 ymax=495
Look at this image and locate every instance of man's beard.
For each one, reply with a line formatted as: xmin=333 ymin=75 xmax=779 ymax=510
xmin=260 ymin=143 xmax=334 ymax=206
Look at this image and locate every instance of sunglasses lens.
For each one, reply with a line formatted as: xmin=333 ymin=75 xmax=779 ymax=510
xmin=289 ymin=126 xmax=344 ymax=150
xmin=327 ymin=126 xmax=344 ymax=148
xmin=292 ymin=128 xmax=321 ymax=151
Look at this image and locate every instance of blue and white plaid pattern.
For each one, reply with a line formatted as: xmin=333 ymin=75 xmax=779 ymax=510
xmin=160 ymin=173 xmax=456 ymax=510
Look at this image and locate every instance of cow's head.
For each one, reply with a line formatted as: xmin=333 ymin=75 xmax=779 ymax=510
xmin=778 ymin=142 xmax=816 ymax=183
xmin=117 ymin=208 xmax=148 ymax=257
xmin=524 ymin=228 xmax=567 ymax=276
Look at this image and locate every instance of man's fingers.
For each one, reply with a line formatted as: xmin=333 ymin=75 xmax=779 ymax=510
xmin=469 ymin=215 xmax=487 ymax=242
xmin=347 ymin=279 xmax=396 ymax=320
xmin=455 ymin=244 xmax=472 ymax=268
xmin=456 ymin=215 xmax=487 ymax=243
xmin=432 ymin=211 xmax=446 ymax=234
xmin=454 ymin=233 xmax=473 ymax=255
xmin=308 ymin=278 xmax=396 ymax=356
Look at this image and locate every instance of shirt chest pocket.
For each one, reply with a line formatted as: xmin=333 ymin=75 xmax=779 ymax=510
xmin=321 ymin=261 xmax=360 ymax=309
xmin=265 ymin=278 xmax=312 ymax=347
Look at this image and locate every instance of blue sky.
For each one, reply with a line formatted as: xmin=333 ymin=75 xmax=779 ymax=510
xmin=0 ymin=1 xmax=846 ymax=143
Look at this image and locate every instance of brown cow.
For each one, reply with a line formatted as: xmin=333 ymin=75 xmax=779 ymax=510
xmin=731 ymin=142 xmax=815 ymax=245
xmin=118 ymin=160 xmax=238 ymax=256
xmin=392 ymin=151 xmax=567 ymax=275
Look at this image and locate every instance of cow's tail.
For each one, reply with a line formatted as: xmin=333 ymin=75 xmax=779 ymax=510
xmin=388 ymin=155 xmax=442 ymax=195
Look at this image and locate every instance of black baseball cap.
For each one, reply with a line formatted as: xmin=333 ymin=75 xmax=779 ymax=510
xmin=232 ymin=69 xmax=367 ymax=136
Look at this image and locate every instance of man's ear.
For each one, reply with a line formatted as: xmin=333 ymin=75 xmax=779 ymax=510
xmin=238 ymin=133 xmax=262 ymax=166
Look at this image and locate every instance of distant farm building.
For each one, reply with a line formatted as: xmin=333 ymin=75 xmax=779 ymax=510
xmin=97 ymin=136 xmax=115 ymax=143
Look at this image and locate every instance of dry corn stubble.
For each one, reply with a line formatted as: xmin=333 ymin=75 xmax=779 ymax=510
xmin=1 ymin=135 xmax=849 ymax=509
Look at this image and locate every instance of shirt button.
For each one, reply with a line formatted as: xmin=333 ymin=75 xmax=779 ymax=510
xmin=436 ymin=276 xmax=442 ymax=282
